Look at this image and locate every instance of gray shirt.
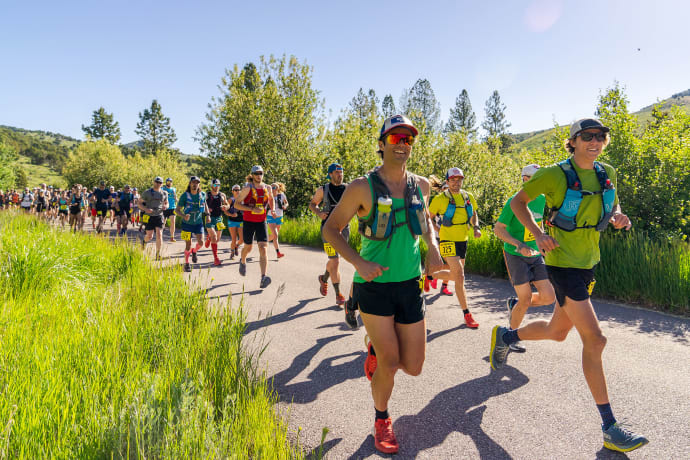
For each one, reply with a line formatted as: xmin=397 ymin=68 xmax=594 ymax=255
xmin=140 ymin=188 xmax=168 ymax=217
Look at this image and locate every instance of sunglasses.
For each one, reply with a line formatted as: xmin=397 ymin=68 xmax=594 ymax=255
xmin=232 ymin=189 xmax=240 ymax=192
xmin=252 ymin=172 xmax=263 ymax=176
xmin=577 ymin=131 xmax=607 ymax=142
xmin=385 ymin=133 xmax=416 ymax=146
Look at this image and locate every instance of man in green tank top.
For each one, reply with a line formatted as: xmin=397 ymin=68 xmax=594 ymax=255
xmin=323 ymin=115 xmax=442 ymax=455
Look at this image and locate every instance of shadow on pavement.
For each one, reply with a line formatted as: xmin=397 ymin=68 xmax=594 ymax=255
xmin=347 ymin=365 xmax=529 ymax=459
xmin=306 ymin=437 xmax=342 ymax=460
xmin=244 ymin=297 xmax=324 ymax=335
xmin=595 ymin=445 xmax=631 ymax=459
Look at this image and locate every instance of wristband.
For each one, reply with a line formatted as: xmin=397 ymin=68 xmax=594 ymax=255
xmin=473 ymin=225 xmax=480 ymax=230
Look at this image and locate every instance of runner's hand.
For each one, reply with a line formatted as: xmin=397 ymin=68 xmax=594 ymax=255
xmin=473 ymin=228 xmax=482 ymax=238
xmin=356 ymin=260 xmax=388 ymax=282
xmin=319 ymin=212 xmax=328 ymax=221
xmin=425 ymin=245 xmax=444 ymax=275
xmin=206 ymin=216 xmax=211 ymax=223
xmin=535 ymin=233 xmax=559 ymax=254
xmin=271 ymin=211 xmax=277 ymax=218
xmin=610 ymin=213 xmax=632 ymax=230
xmin=518 ymin=243 xmax=539 ymax=257
xmin=184 ymin=214 xmax=190 ymax=222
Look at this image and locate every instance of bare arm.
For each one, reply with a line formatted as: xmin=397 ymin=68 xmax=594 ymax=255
xmin=417 ymin=177 xmax=443 ymax=274
xmin=511 ymin=190 xmax=558 ymax=254
xmin=494 ymin=221 xmax=538 ymax=257
xmin=309 ymin=187 xmax=328 ymax=221
xmin=233 ymin=186 xmax=254 ymax=212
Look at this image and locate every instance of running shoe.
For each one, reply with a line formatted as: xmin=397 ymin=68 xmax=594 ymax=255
xmin=603 ymin=422 xmax=649 ymax=452
xmin=213 ymin=257 xmax=222 ymax=266
xmin=204 ymin=238 xmax=210 ymax=248
xmin=344 ymin=299 xmax=358 ymax=330
xmin=430 ymin=279 xmax=438 ymax=289
xmin=441 ymin=285 xmax=453 ymax=296
xmin=509 ymin=341 xmax=526 ymax=353
xmin=260 ymin=275 xmax=271 ymax=289
xmin=335 ymin=293 xmax=346 ymax=306
xmin=184 ymin=263 xmax=191 ymax=272
xmin=506 ymin=297 xmax=518 ymax=324
xmin=490 ymin=325 xmax=510 ymax=370
xmin=318 ymin=275 xmax=328 ymax=296
xmin=374 ymin=417 xmax=399 ymax=454
xmin=239 ymin=262 xmax=246 ymax=276
xmin=170 ymin=238 xmax=176 ymax=243
xmin=277 ymin=251 xmax=285 ymax=258
xmin=464 ymin=312 xmax=479 ymax=329
xmin=423 ymin=276 xmax=430 ymax=292
xmin=191 ymin=251 xmax=198 ymax=263
xmin=229 ymin=250 xmax=235 ymax=260
xmin=364 ymin=335 xmax=377 ymax=381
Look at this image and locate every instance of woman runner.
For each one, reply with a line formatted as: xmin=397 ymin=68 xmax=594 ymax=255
xmin=267 ymin=182 xmax=288 ymax=258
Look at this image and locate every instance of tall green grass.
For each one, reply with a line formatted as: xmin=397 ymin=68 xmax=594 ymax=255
xmin=0 ymin=212 xmax=302 ymax=459
xmin=279 ymin=216 xmax=689 ymax=313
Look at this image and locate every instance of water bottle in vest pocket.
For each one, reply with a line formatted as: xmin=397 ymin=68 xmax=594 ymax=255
xmin=373 ymin=196 xmax=393 ymax=239
xmin=409 ymin=197 xmax=427 ymax=235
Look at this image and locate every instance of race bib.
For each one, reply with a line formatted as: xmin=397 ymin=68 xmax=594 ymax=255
xmin=586 ymin=279 xmax=596 ymax=296
xmin=97 ymin=210 xmax=104 ymax=216
xmin=59 ymin=205 xmax=67 ymax=210
xmin=181 ymin=231 xmax=191 ymax=241
xmin=440 ymin=241 xmax=456 ymax=258
xmin=523 ymin=227 xmax=535 ymax=242
xmin=142 ymin=214 xmax=150 ymax=223
xmin=216 ymin=221 xmax=226 ymax=231
xmin=323 ymin=243 xmax=337 ymax=257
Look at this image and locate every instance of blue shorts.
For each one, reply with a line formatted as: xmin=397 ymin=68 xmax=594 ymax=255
xmin=267 ymin=215 xmax=283 ymax=225
xmin=180 ymin=222 xmax=204 ymax=235
xmin=227 ymin=221 xmax=243 ymax=228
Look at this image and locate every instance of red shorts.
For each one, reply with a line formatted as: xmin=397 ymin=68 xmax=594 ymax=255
xmin=91 ymin=208 xmax=97 ymax=217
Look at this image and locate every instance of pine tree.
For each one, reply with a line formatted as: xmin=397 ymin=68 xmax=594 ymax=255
xmin=445 ymin=89 xmax=477 ymax=138
xmin=135 ymin=100 xmax=177 ymax=156
xmin=400 ymin=78 xmax=441 ymax=132
xmin=381 ymin=94 xmax=396 ymax=118
xmin=349 ymin=88 xmax=379 ymax=123
xmin=81 ymin=107 xmax=121 ymax=144
xmin=481 ymin=90 xmax=511 ymax=137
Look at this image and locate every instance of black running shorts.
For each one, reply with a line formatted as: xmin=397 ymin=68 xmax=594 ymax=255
xmin=353 ymin=277 xmax=425 ymax=324
xmin=145 ymin=215 xmax=164 ymax=230
xmin=163 ymin=209 xmax=175 ymax=218
xmin=546 ymin=265 xmax=596 ymax=307
xmin=243 ymin=220 xmax=268 ymax=244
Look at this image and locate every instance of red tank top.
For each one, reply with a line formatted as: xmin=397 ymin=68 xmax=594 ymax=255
xmin=243 ymin=184 xmax=268 ymax=222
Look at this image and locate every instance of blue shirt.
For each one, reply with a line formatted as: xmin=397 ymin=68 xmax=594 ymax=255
xmin=162 ymin=185 xmax=177 ymax=209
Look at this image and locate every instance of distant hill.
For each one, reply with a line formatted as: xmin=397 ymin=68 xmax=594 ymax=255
xmin=513 ymin=89 xmax=690 ymax=150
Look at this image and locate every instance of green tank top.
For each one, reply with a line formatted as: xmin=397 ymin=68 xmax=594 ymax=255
xmin=354 ymin=197 xmax=422 ymax=284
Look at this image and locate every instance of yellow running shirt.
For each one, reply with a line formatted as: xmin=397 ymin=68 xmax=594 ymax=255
xmin=429 ymin=190 xmax=478 ymax=242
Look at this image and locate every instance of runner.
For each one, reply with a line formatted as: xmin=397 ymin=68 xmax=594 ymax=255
xmin=131 ymin=187 xmax=140 ymax=226
xmin=427 ymin=167 xmax=482 ymax=328
xmin=162 ymin=178 xmax=177 ymax=242
xmin=35 ymin=189 xmax=48 ymax=219
xmin=108 ymin=186 xmax=118 ymax=226
xmin=175 ymin=176 xmax=206 ymax=272
xmin=49 ymin=188 xmax=60 ymax=221
xmin=267 ymin=182 xmax=288 ymax=258
xmin=114 ymin=185 xmax=134 ymax=235
xmin=323 ymin=115 xmax=443 ymax=454
xmin=57 ymin=191 xmax=69 ymax=229
xmin=309 ymin=163 xmax=349 ymax=308
xmin=489 ymin=118 xmax=648 ymax=453
xmin=227 ymin=184 xmax=244 ymax=260
xmin=11 ymin=190 xmax=20 ymax=209
xmin=493 ymin=164 xmax=556 ymax=352
xmin=69 ymin=185 xmax=86 ymax=232
xmin=20 ymin=187 xmax=33 ymax=212
xmin=92 ymin=181 xmax=110 ymax=233
xmin=87 ymin=187 xmax=97 ymax=229
xmin=139 ymin=177 xmax=168 ymax=260
xmin=0 ymin=190 xmax=5 ymax=210
xmin=234 ymin=165 xmax=274 ymax=289
xmin=204 ymin=179 xmax=230 ymax=266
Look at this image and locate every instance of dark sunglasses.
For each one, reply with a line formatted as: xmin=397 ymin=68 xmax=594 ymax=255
xmin=252 ymin=172 xmax=263 ymax=176
xmin=577 ymin=131 xmax=607 ymax=142
xmin=385 ymin=133 xmax=416 ymax=146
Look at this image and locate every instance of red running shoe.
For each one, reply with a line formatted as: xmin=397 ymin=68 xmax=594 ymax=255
xmin=277 ymin=251 xmax=285 ymax=258
xmin=374 ymin=418 xmax=399 ymax=454
xmin=464 ymin=312 xmax=479 ymax=329
xmin=430 ymin=279 xmax=438 ymax=289
xmin=318 ymin=275 xmax=328 ymax=296
xmin=335 ymin=293 xmax=346 ymax=306
xmin=204 ymin=238 xmax=211 ymax=248
xmin=423 ymin=276 xmax=430 ymax=292
xmin=213 ymin=257 xmax=222 ymax=266
xmin=364 ymin=336 xmax=377 ymax=381
xmin=441 ymin=285 xmax=453 ymax=296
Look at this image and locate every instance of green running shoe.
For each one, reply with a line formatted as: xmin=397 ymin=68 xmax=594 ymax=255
xmin=490 ymin=325 xmax=510 ymax=370
xmin=603 ymin=422 xmax=649 ymax=452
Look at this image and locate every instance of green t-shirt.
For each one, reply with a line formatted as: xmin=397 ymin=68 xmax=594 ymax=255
xmin=177 ymin=191 xmax=206 ymax=226
xmin=497 ymin=193 xmax=546 ymax=257
xmin=522 ymin=158 xmax=618 ymax=269
xmin=354 ymin=196 xmax=422 ymax=284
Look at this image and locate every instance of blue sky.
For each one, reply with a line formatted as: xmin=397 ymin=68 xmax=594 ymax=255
xmin=1 ymin=0 xmax=688 ymax=155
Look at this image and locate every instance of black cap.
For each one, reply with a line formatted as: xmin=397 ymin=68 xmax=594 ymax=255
xmin=190 ymin=176 xmax=200 ymax=182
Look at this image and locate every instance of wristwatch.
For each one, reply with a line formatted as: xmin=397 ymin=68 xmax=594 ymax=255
xmin=473 ymin=225 xmax=480 ymax=230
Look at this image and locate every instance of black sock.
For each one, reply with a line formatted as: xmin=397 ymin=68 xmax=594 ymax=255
xmin=375 ymin=408 xmax=389 ymax=421
xmin=426 ymin=275 xmax=433 ymax=280
xmin=442 ymin=282 xmax=448 ymax=287
xmin=462 ymin=309 xmax=469 ymax=315
xmin=597 ymin=403 xmax=616 ymax=430
xmin=322 ymin=270 xmax=330 ymax=282
xmin=276 ymin=248 xmax=279 ymax=254
xmin=502 ymin=329 xmax=520 ymax=345
xmin=334 ymin=282 xmax=341 ymax=296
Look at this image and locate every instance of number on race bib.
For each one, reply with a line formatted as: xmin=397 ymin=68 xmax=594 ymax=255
xmin=60 ymin=205 xmax=67 ymax=210
xmin=216 ymin=221 xmax=226 ymax=231
xmin=181 ymin=231 xmax=191 ymax=241
xmin=142 ymin=214 xmax=150 ymax=223
xmin=323 ymin=243 xmax=337 ymax=257
xmin=440 ymin=241 xmax=456 ymax=258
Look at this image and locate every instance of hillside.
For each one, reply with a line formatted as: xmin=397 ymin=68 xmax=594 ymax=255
xmin=514 ymin=89 xmax=690 ymax=150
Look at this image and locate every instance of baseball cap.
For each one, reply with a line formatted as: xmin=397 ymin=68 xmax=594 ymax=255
xmin=124 ymin=184 xmax=131 ymax=189
xmin=446 ymin=167 xmax=464 ymax=179
xmin=99 ymin=180 xmax=106 ymax=186
xmin=166 ymin=177 xmax=172 ymax=182
xmin=327 ymin=163 xmax=343 ymax=178
xmin=232 ymin=184 xmax=241 ymax=191
xmin=154 ymin=176 xmax=163 ymax=183
xmin=521 ymin=164 xmax=540 ymax=177
xmin=211 ymin=178 xmax=221 ymax=186
xmin=569 ymin=118 xmax=609 ymax=138
xmin=189 ymin=176 xmax=200 ymax=182
xmin=379 ymin=114 xmax=419 ymax=139
xmin=251 ymin=165 xmax=264 ymax=174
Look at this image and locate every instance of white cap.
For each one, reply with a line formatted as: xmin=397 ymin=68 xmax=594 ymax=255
xmin=521 ymin=164 xmax=540 ymax=177
xmin=446 ymin=167 xmax=464 ymax=179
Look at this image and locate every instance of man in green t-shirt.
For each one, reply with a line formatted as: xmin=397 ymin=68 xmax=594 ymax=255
xmin=323 ymin=115 xmax=442 ymax=455
xmin=489 ymin=119 xmax=647 ymax=453
xmin=494 ymin=164 xmax=556 ymax=352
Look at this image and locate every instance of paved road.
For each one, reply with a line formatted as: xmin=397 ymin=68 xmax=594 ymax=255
xmin=117 ymin=224 xmax=689 ymax=459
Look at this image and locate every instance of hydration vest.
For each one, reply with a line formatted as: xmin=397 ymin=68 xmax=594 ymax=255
xmin=207 ymin=192 xmax=224 ymax=217
xmin=322 ymin=183 xmax=347 ymax=214
xmin=441 ymin=189 xmax=474 ymax=227
xmin=547 ymin=158 xmax=616 ymax=232
xmin=358 ymin=171 xmax=428 ymax=243
xmin=183 ymin=191 xmax=206 ymax=215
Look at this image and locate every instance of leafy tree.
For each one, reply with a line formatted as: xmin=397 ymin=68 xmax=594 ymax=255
xmin=14 ymin=166 xmax=28 ymax=188
xmin=0 ymin=142 xmax=18 ymax=189
xmin=349 ymin=88 xmax=379 ymax=125
xmin=381 ymin=94 xmax=396 ymax=118
xmin=135 ymin=100 xmax=177 ymax=156
xmin=482 ymin=90 xmax=511 ymax=137
xmin=63 ymin=140 xmax=128 ymax=188
xmin=81 ymin=107 xmax=121 ymax=144
xmin=445 ymin=89 xmax=477 ymax=139
xmin=400 ymin=78 xmax=441 ymax=133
